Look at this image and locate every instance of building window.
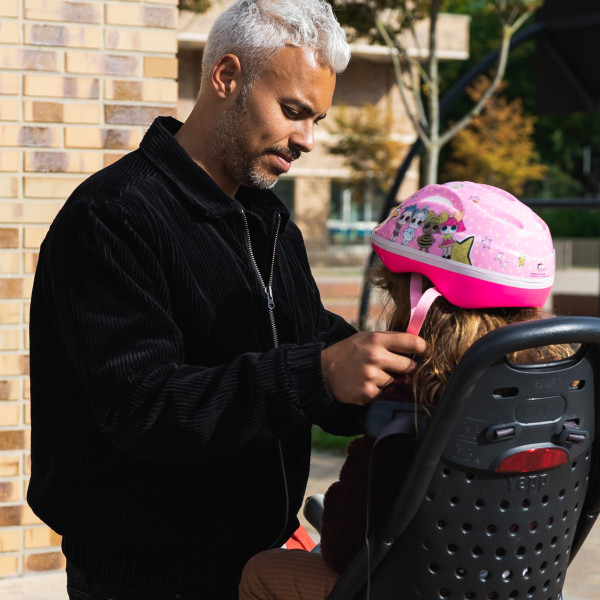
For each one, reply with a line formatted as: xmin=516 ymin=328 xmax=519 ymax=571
xmin=273 ymin=178 xmax=295 ymax=219
xmin=328 ymin=180 xmax=385 ymax=244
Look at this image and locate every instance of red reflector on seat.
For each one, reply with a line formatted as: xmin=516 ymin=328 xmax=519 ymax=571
xmin=496 ymin=448 xmax=569 ymax=473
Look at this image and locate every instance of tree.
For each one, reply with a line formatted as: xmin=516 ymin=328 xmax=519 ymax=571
xmin=330 ymin=0 xmax=543 ymax=184
xmin=178 ymin=0 xmax=212 ymax=13
xmin=437 ymin=3 xmax=599 ymax=202
xmin=326 ymin=103 xmax=404 ymax=238
xmin=442 ymin=75 xmax=546 ymax=195
xmin=327 ymin=102 xmax=404 ymax=197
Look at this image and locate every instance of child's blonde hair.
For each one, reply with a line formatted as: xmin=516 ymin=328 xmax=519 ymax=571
xmin=371 ymin=267 xmax=574 ymax=410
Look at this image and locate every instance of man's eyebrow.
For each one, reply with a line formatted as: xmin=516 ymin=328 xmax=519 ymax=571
xmin=284 ymin=99 xmax=327 ymax=119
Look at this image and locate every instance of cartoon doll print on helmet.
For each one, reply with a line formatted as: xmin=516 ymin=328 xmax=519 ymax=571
xmin=371 ymin=181 xmax=555 ymax=313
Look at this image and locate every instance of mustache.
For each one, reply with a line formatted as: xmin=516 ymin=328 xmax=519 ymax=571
xmin=264 ymin=145 xmax=302 ymax=162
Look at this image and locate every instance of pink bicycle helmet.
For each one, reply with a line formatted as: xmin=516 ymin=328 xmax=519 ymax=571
xmin=371 ymin=181 xmax=555 ymax=333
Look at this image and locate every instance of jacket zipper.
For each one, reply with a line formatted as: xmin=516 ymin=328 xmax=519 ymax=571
xmin=241 ymin=210 xmax=281 ymax=348
xmin=240 ymin=210 xmax=289 ymax=548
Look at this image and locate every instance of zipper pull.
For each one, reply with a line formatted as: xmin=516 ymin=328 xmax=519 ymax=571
xmin=265 ymin=285 xmax=275 ymax=310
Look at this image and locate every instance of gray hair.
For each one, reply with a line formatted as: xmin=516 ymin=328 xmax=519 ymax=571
xmin=201 ymin=0 xmax=350 ymax=89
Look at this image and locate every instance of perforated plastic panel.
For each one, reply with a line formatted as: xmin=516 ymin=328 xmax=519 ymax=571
xmin=370 ymin=452 xmax=590 ymax=599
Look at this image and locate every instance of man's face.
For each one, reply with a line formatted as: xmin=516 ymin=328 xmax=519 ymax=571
xmin=212 ymin=45 xmax=336 ymax=191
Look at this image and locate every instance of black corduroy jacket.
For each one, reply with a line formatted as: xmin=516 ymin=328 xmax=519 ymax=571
xmin=28 ymin=117 xmax=363 ymax=598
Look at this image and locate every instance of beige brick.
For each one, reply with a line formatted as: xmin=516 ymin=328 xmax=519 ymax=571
xmin=105 ymin=28 xmax=177 ymax=54
xmin=26 ymin=149 xmax=72 ymax=171
xmin=0 ymin=151 xmax=20 ymax=172
xmin=0 ymin=554 xmax=19 ymax=577
xmin=25 ymin=550 xmax=66 ymax=572
xmin=34 ymin=99 xmax=100 ymax=125
xmin=105 ymin=4 xmax=177 ymax=28
xmin=0 ymin=0 xmax=18 ymax=18
xmin=23 ymin=401 xmax=30 ymax=423
xmin=0 ymin=201 xmax=63 ymax=224
xmin=105 ymin=104 xmax=176 ymax=126
xmin=0 ymin=124 xmax=60 ymax=148
xmin=0 ymin=528 xmax=20 ymax=551
xmin=0 ymin=228 xmax=19 ymax=249
xmin=107 ymin=79 xmax=177 ymax=103
xmin=0 ymin=176 xmax=18 ymax=198
xmin=0 ymin=21 xmax=20 ymax=44
xmin=144 ymin=56 xmax=178 ymax=79
xmin=21 ymin=506 xmax=41 ymax=527
xmin=0 ymin=98 xmax=19 ymax=121
xmin=24 ymin=74 xmax=99 ymax=99
xmin=24 ymin=0 xmax=100 ymax=24
xmin=65 ymin=126 xmax=140 ymax=150
xmin=0 ymin=49 xmax=57 ymax=72
xmin=24 ymin=252 xmax=39 ymax=273
xmin=0 ymin=251 xmax=20 ymax=273
xmin=0 ymin=379 xmax=20 ymax=401
xmin=25 ymin=23 xmax=101 ymax=49
xmin=0 ymin=303 xmax=21 ymax=325
xmin=0 ymin=328 xmax=20 ymax=351
xmin=0 ymin=454 xmax=20 ymax=477
xmin=64 ymin=127 xmax=97 ymax=148
xmin=0 ymin=430 xmax=26 ymax=450
xmin=24 ymin=228 xmax=48 ymax=249
xmin=107 ymin=80 xmax=143 ymax=101
xmin=0 ymin=480 xmax=21 ymax=502
xmin=23 ymin=451 xmax=31 ymax=474
xmin=104 ymin=153 xmax=126 ymax=167
xmin=25 ymin=150 xmax=101 ymax=174
xmin=66 ymin=52 xmax=139 ymax=76
xmin=25 ymin=527 xmax=61 ymax=549
xmin=23 ymin=378 xmax=30 ymax=400
xmin=0 ymin=73 xmax=20 ymax=95
xmin=149 ymin=0 xmax=178 ymax=5
xmin=24 ymin=176 xmax=85 ymax=199
xmin=0 ymin=402 xmax=20 ymax=425
xmin=24 ymin=101 xmax=63 ymax=123
xmin=0 ymin=354 xmax=29 ymax=376
xmin=64 ymin=102 xmax=100 ymax=124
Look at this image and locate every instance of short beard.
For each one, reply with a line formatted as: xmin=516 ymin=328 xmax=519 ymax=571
xmin=211 ymin=89 xmax=301 ymax=191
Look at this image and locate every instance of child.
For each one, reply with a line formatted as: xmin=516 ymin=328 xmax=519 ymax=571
xmin=239 ymin=181 xmax=572 ymax=600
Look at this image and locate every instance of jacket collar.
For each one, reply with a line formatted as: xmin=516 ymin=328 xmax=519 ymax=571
xmin=140 ymin=116 xmax=290 ymax=225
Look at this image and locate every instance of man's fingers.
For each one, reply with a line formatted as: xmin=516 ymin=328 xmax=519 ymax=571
xmin=377 ymin=331 xmax=428 ymax=357
xmin=320 ymin=330 xmax=428 ymax=407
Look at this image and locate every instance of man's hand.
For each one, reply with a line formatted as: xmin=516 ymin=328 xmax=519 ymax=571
xmin=321 ymin=331 xmax=428 ymax=406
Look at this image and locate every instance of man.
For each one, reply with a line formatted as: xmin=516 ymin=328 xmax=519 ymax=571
xmin=28 ymin=1 xmax=426 ymax=598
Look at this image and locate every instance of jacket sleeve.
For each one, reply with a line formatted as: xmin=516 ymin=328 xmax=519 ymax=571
xmin=34 ymin=197 xmax=345 ymax=461
xmin=289 ymin=231 xmax=366 ymax=437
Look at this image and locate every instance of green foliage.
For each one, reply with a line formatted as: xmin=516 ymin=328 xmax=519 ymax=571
xmin=311 ymin=426 xmax=358 ymax=454
xmin=328 ymin=1 xmax=430 ymax=42
xmin=179 ymin=0 xmax=212 ymax=13
xmin=442 ymin=76 xmax=546 ymax=195
xmin=327 ymin=103 xmax=404 ymax=195
xmin=535 ymin=208 xmax=600 ymax=238
xmin=438 ymin=3 xmax=600 ymax=203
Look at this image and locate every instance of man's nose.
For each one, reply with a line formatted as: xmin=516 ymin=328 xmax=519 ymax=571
xmin=290 ymin=121 xmax=314 ymax=153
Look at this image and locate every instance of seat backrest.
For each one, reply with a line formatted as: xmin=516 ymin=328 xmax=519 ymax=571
xmin=327 ymin=316 xmax=600 ymax=600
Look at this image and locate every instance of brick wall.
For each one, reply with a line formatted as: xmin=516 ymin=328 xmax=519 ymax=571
xmin=0 ymin=0 xmax=178 ymax=579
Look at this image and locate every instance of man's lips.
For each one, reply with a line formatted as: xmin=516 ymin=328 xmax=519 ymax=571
xmin=272 ymin=152 xmax=293 ymax=173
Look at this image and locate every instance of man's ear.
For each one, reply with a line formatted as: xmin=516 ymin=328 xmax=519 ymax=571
xmin=211 ymin=54 xmax=243 ymax=99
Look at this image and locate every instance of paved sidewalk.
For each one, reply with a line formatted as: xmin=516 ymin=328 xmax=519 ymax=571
xmin=1 ymin=449 xmax=598 ymax=599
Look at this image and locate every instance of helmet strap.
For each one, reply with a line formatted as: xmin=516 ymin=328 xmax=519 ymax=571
xmin=407 ymin=273 xmax=442 ymax=336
